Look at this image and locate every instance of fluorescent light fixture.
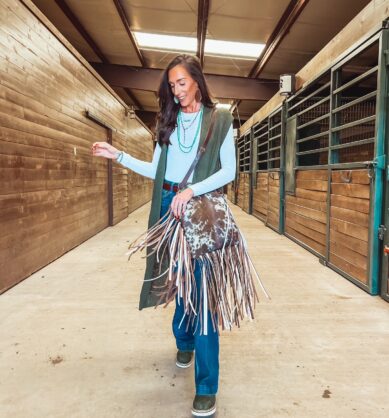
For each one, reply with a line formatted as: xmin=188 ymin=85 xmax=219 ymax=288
xmin=133 ymin=32 xmax=197 ymax=53
xmin=205 ymin=39 xmax=265 ymax=58
xmin=216 ymin=103 xmax=232 ymax=109
xmin=133 ymin=31 xmax=265 ymax=59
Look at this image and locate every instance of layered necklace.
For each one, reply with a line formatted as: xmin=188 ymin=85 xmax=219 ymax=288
xmin=177 ymin=104 xmax=204 ymax=153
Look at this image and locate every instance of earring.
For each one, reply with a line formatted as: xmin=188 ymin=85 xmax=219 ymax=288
xmin=195 ymin=89 xmax=202 ymax=102
xmin=174 ymin=96 xmax=179 ymax=104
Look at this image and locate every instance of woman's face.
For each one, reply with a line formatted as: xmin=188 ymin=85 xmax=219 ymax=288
xmin=168 ymin=64 xmax=199 ymax=109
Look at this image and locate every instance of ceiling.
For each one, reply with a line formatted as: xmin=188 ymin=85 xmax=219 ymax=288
xmin=31 ymin=0 xmax=371 ymax=127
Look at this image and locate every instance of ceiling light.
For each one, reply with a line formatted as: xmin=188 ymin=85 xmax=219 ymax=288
xmin=216 ymin=103 xmax=232 ymax=109
xmin=133 ymin=32 xmax=265 ymax=59
xmin=205 ymin=39 xmax=265 ymax=59
xmin=133 ymin=32 xmax=197 ymax=53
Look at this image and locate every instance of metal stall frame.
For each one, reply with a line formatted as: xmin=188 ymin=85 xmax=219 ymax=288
xmin=326 ymin=30 xmax=384 ymax=295
xmin=284 ymin=27 xmax=386 ymax=295
xmin=236 ymin=129 xmax=251 ymax=211
xmin=231 ymin=134 xmax=239 ymax=205
xmin=267 ymin=106 xmax=285 ymax=233
xmin=379 ymin=27 xmax=389 ymax=302
xmin=284 ymin=72 xmax=331 ymax=260
xmin=251 ymin=117 xmax=268 ymax=222
xmin=247 ymin=105 xmax=285 ymax=233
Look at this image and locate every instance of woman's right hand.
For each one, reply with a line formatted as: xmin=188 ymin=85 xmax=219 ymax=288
xmin=91 ymin=142 xmax=120 ymax=159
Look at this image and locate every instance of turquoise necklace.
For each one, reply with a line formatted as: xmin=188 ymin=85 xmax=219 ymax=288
xmin=177 ymin=105 xmax=203 ymax=153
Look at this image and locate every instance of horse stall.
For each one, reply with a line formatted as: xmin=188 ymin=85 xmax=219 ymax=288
xmin=251 ymin=107 xmax=284 ymax=233
xmin=285 ymin=32 xmax=385 ymax=295
xmin=236 ymin=130 xmax=251 ymax=213
xmin=236 ymin=20 xmax=388 ymax=297
xmin=0 ymin=0 xmax=153 ymax=293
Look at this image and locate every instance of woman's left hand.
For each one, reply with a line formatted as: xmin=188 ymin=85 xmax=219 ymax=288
xmin=171 ymin=188 xmax=194 ymax=218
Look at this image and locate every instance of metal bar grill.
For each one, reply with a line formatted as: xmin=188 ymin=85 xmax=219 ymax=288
xmin=287 ymin=71 xmax=331 ymax=167
xmin=253 ymin=120 xmax=269 ymax=170
xmin=287 ymin=81 xmax=331 ymax=112
xmin=332 ymin=65 xmax=378 ymax=95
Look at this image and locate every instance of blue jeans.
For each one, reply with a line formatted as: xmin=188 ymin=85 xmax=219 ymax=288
xmin=160 ymin=180 xmax=219 ymax=395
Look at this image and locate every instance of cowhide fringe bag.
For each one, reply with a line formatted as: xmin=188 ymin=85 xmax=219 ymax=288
xmin=127 ymin=109 xmax=271 ymax=335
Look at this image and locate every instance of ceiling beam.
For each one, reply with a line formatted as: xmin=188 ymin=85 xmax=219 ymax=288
xmin=54 ymin=0 xmax=142 ymax=110
xmin=197 ymin=0 xmax=210 ymax=68
xmin=91 ymin=63 xmax=278 ymax=101
xmin=232 ymin=0 xmax=310 ymax=115
xmin=54 ymin=0 xmax=107 ymax=63
xmin=112 ymin=0 xmax=146 ymax=67
xmin=249 ymin=0 xmax=310 ymax=78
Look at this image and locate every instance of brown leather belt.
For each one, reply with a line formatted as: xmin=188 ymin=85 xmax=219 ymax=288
xmin=163 ymin=182 xmax=179 ymax=193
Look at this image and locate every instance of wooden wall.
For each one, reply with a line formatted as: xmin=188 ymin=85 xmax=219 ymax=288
xmin=329 ymin=169 xmax=370 ymax=284
xmin=252 ymin=173 xmax=268 ymax=221
xmin=115 ymin=120 xmax=153 ymax=217
xmin=236 ymin=173 xmax=250 ymax=213
xmin=238 ymin=167 xmax=372 ymax=285
xmin=0 ymin=0 xmax=153 ymax=293
xmin=284 ymin=168 xmax=371 ymax=284
xmin=267 ymin=172 xmax=280 ymax=230
xmin=226 ymin=182 xmax=235 ymax=203
xmin=285 ymin=170 xmax=328 ymax=256
xmin=252 ymin=172 xmax=280 ymax=230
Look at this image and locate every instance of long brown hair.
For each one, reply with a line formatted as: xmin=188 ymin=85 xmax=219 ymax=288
xmin=156 ymin=54 xmax=215 ymax=146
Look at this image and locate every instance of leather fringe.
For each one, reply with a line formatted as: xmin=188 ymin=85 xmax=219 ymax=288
xmin=126 ymin=210 xmax=271 ymax=335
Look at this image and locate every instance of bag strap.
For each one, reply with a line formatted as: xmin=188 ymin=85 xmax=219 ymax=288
xmin=178 ymin=107 xmax=217 ymax=190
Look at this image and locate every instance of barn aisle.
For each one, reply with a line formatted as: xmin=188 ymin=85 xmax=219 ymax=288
xmin=1 ymin=201 xmax=389 ymax=418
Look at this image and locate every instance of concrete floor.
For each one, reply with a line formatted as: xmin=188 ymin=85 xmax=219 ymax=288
xmin=1 ymin=202 xmax=389 ymax=418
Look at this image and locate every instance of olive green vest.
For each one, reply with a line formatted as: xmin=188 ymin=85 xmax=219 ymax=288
xmin=138 ymin=105 xmax=233 ymax=310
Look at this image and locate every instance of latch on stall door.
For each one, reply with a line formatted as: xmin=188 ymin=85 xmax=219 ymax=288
xmin=367 ymin=155 xmax=386 ymax=179
xmin=373 ymin=155 xmax=386 ymax=169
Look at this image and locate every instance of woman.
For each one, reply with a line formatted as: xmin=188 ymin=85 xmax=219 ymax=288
xmin=91 ymin=54 xmax=236 ymax=416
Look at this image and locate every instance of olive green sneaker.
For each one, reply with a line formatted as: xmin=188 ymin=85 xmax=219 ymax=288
xmin=191 ymin=394 xmax=216 ymax=416
xmin=176 ymin=350 xmax=194 ymax=368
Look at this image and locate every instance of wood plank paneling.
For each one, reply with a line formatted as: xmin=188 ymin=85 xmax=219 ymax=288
xmin=330 ymin=206 xmax=369 ymax=227
xmin=330 ymin=229 xmax=368 ymax=256
xmin=330 ymin=218 xmax=369 ymax=241
xmin=330 ymin=194 xmax=370 ymax=214
xmin=285 ymin=225 xmax=326 ymax=255
xmin=252 ymin=172 xmax=268 ymax=219
xmin=267 ymin=172 xmax=280 ymax=229
xmin=295 ymin=188 xmax=327 ymax=202
xmin=329 ymin=253 xmax=368 ymax=284
xmin=0 ymin=0 xmax=153 ymax=293
xmin=329 ymin=169 xmax=370 ymax=284
xmin=286 ymin=217 xmax=326 ymax=245
xmin=331 ymin=170 xmax=370 ymax=185
xmin=331 ymin=183 xmax=370 ymax=199
xmin=252 ymin=172 xmax=280 ymax=229
xmin=285 ymin=209 xmax=327 ymax=235
xmin=237 ymin=173 xmax=250 ymax=213
xmin=296 ymin=179 xmax=328 ymax=192
xmin=286 ymin=201 xmax=327 ymax=223
xmin=285 ymin=170 xmax=328 ymax=256
xmin=285 ymin=168 xmax=371 ymax=283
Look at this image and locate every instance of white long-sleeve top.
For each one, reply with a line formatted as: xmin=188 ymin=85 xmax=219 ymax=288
xmin=117 ymin=109 xmax=236 ymax=196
